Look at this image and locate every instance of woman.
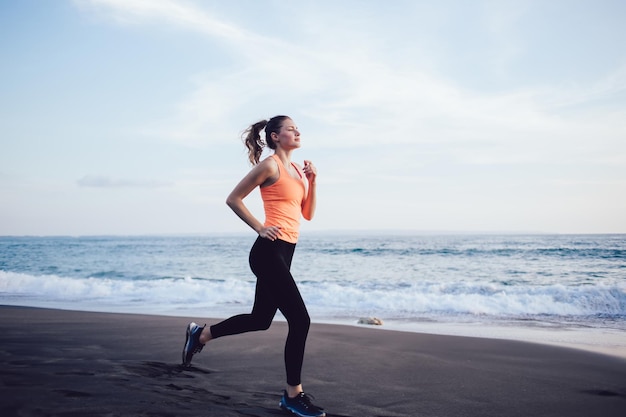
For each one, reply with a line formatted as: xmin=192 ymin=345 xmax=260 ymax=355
xmin=182 ymin=115 xmax=325 ymax=417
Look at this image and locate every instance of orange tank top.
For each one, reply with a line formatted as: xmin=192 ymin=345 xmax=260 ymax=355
xmin=260 ymin=154 xmax=307 ymax=243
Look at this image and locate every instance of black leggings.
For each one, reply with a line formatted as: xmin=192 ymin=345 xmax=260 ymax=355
xmin=210 ymin=236 xmax=311 ymax=386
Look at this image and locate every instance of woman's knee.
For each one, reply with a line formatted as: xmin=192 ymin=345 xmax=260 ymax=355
xmin=256 ymin=318 xmax=273 ymax=331
xmin=287 ymin=308 xmax=310 ymax=331
xmin=249 ymin=313 xmax=273 ymax=331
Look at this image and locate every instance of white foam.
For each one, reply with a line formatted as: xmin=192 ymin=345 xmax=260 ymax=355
xmin=2 ymin=270 xmax=624 ymax=325
xmin=3 ymin=269 xmax=625 ymax=359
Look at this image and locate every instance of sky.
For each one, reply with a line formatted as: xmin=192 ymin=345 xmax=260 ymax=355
xmin=1 ymin=0 xmax=625 ymax=236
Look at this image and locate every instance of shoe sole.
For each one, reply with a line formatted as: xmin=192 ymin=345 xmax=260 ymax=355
xmin=182 ymin=323 xmax=194 ymax=367
xmin=278 ymin=401 xmax=326 ymax=417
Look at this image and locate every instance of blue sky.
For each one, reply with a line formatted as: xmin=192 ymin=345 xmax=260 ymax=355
xmin=1 ymin=0 xmax=625 ymax=235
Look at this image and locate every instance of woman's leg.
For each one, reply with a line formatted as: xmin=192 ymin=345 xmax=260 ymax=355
xmin=275 ymin=268 xmax=310 ymax=388
xmin=248 ymin=238 xmax=310 ymax=388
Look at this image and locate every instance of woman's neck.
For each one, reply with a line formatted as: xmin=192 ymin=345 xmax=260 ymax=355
xmin=274 ymin=148 xmax=293 ymax=167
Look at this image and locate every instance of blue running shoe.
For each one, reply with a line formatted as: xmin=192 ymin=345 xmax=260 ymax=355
xmin=279 ymin=390 xmax=326 ymax=417
xmin=182 ymin=322 xmax=205 ymax=367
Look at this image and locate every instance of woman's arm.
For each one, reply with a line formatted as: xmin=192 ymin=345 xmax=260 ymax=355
xmin=301 ymin=160 xmax=317 ymax=221
xmin=226 ymin=159 xmax=282 ymax=241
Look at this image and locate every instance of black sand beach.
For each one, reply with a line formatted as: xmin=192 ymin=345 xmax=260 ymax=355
xmin=1 ymin=305 xmax=625 ymax=417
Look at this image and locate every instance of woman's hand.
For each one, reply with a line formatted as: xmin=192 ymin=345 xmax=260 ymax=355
xmin=259 ymin=225 xmax=282 ymax=241
xmin=303 ymin=160 xmax=317 ymax=184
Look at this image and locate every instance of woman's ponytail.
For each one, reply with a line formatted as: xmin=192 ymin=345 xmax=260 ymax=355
xmin=243 ymin=120 xmax=268 ymax=165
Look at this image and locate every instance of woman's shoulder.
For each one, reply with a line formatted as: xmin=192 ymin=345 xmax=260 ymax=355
xmin=256 ymin=155 xmax=280 ymax=187
xmin=259 ymin=155 xmax=280 ymax=171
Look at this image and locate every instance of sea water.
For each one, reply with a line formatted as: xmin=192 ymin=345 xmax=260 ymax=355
xmin=1 ymin=234 xmax=625 ymax=355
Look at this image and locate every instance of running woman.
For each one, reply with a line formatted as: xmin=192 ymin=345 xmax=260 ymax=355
xmin=182 ymin=115 xmax=325 ymax=417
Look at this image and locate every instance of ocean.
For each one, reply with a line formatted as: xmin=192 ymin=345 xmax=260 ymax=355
xmin=1 ymin=233 xmax=625 ymax=355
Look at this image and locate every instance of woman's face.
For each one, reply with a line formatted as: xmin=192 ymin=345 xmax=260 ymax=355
xmin=273 ymin=118 xmax=301 ymax=149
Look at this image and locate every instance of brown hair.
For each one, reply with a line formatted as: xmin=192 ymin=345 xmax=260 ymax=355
xmin=242 ymin=115 xmax=290 ymax=165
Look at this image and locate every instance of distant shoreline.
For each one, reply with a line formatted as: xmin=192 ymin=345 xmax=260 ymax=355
xmin=2 ymin=230 xmax=626 ymax=238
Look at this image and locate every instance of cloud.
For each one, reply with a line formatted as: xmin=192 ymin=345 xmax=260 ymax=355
xmin=75 ymin=0 xmax=250 ymax=41
xmin=77 ymin=175 xmax=172 ymax=188
xmin=75 ymin=0 xmax=626 ymax=168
